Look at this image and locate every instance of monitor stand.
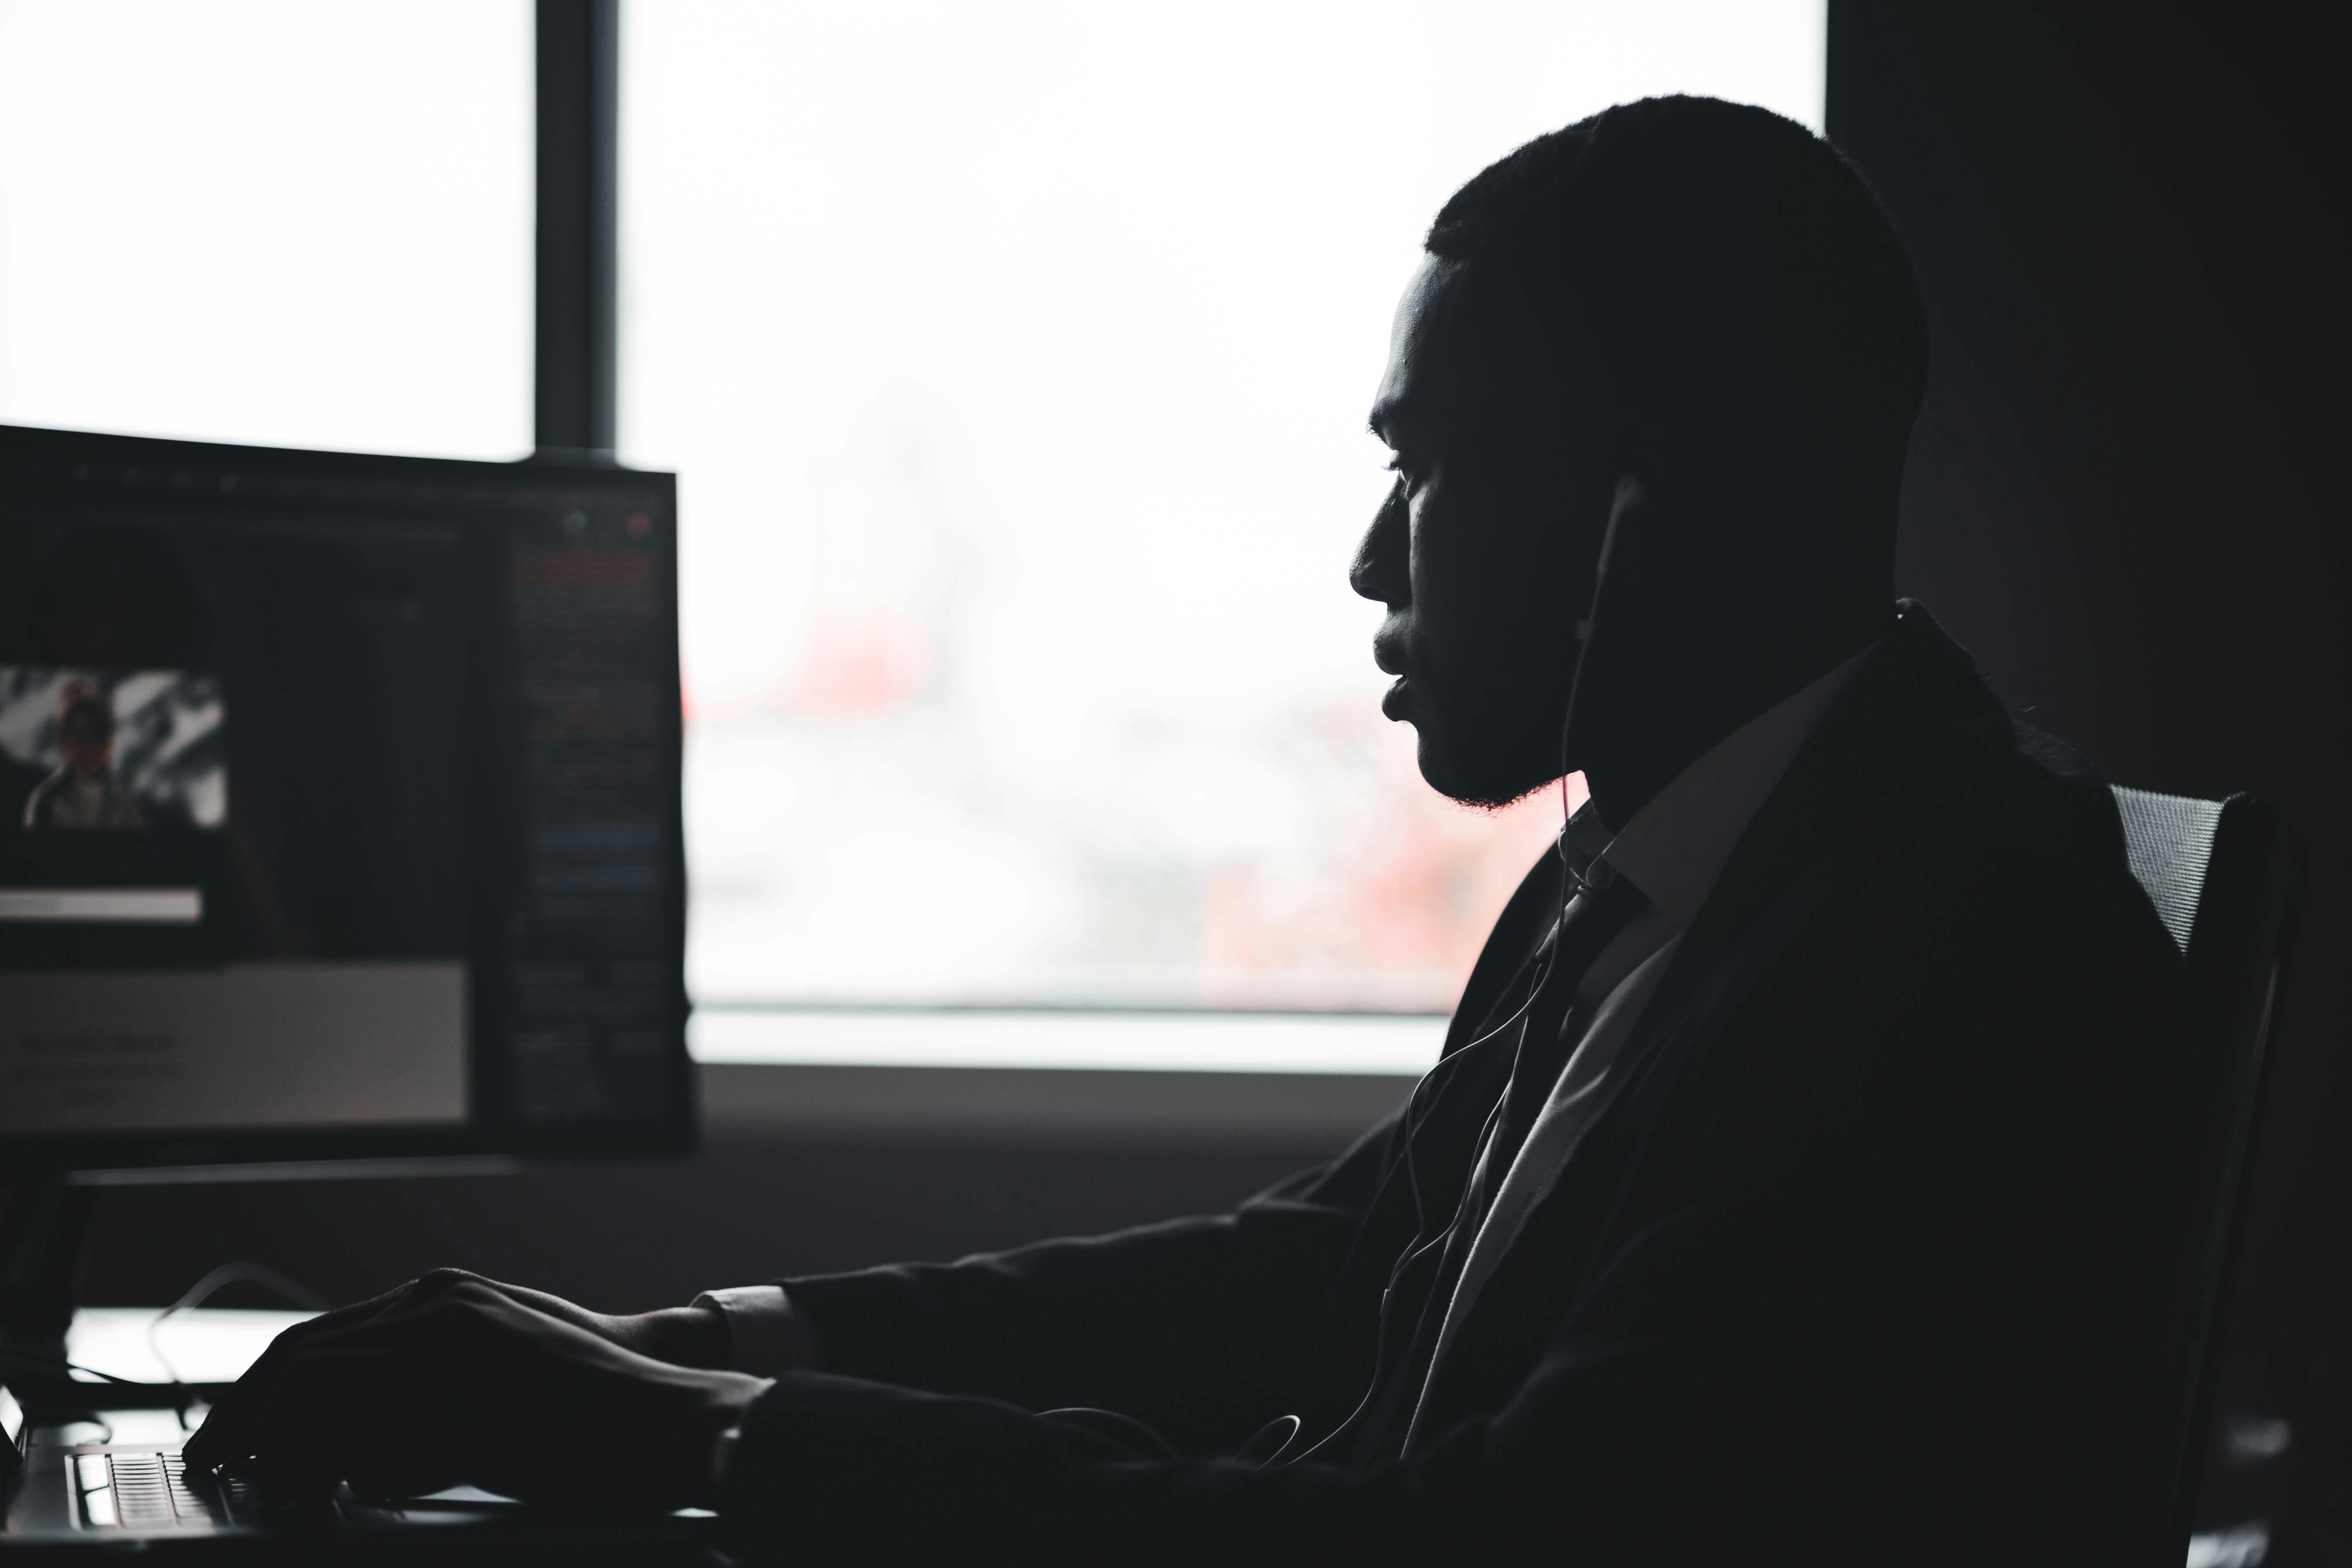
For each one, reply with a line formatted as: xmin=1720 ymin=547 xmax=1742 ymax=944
xmin=0 ymin=1176 xmax=92 ymax=1394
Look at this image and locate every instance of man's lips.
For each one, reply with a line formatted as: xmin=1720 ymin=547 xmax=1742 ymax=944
xmin=1372 ymin=631 xmax=1413 ymax=717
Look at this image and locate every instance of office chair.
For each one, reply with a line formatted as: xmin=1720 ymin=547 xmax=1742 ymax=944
xmin=2107 ymin=787 xmax=2305 ymax=1568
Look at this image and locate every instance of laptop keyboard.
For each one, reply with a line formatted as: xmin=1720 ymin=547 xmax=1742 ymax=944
xmin=77 ymin=1451 xmax=207 ymax=1529
xmin=72 ymin=1451 xmax=256 ymax=1531
xmin=52 ymin=1444 xmax=706 ymax=1538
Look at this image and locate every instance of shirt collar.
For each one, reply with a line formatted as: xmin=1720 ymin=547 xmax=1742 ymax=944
xmin=1566 ymin=639 xmax=1880 ymax=929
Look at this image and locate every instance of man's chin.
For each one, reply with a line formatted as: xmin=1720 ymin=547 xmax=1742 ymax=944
xmin=1408 ymin=722 xmax=1553 ymax=813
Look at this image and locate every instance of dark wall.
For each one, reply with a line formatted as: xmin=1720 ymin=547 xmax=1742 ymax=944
xmin=64 ymin=1061 xmax=1407 ymax=1311
xmin=73 ymin=1125 xmax=1336 ymax=1314
xmin=1831 ymin=0 xmax=2352 ymax=1541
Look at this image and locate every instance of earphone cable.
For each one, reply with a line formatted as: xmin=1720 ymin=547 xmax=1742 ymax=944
xmin=1286 ymin=476 xmax=1645 ymax=1468
xmin=143 ymin=1261 xmax=329 ymax=1418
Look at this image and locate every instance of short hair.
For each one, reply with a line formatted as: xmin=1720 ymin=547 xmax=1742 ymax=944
xmin=1426 ymin=96 xmax=1928 ymax=604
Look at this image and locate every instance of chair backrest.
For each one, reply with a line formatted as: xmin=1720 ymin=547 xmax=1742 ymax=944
xmin=2110 ymin=786 xmax=2304 ymax=1568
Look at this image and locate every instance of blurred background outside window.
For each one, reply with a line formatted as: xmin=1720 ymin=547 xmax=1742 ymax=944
xmin=0 ymin=1 xmax=1824 ymax=1070
xmin=624 ymin=1 xmax=1826 ymax=1058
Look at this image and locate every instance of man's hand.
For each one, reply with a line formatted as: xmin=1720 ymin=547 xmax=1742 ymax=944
xmin=197 ymin=1267 xmax=730 ymax=1372
xmin=180 ymin=1273 xmax=765 ymax=1509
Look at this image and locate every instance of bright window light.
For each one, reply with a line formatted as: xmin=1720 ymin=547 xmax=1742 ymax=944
xmin=627 ymin=2 xmax=1826 ymax=1028
xmin=0 ymin=1 xmax=532 ymax=460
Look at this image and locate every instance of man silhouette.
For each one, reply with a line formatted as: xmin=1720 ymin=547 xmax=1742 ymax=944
xmin=188 ymin=97 xmax=2194 ymax=1563
xmin=22 ymin=684 xmax=146 ymax=831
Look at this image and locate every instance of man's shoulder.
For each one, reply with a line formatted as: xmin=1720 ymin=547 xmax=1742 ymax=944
xmin=1877 ymin=705 xmax=2166 ymax=969
xmin=1717 ymin=616 xmax=2180 ymax=1039
xmin=1816 ymin=609 xmax=2145 ymax=915
xmin=1990 ymin=713 xmax=2129 ymax=845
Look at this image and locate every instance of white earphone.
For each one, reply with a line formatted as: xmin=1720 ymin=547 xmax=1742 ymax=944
xmin=1558 ymin=473 xmax=1645 ymax=792
xmin=1574 ymin=475 xmax=1646 ymax=648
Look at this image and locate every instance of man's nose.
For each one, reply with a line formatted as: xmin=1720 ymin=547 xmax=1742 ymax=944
xmin=1350 ymin=484 xmax=1408 ymax=604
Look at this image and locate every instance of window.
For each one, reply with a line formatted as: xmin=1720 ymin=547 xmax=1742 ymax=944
xmin=628 ymin=1 xmax=1825 ymax=1054
xmin=3 ymin=4 xmax=1825 ymax=1071
xmin=0 ymin=1 xmax=532 ymax=460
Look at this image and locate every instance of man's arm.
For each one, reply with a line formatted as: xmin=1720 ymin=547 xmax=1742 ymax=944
xmin=181 ymin=1110 xmax=1408 ymax=1493
xmin=695 ymin=1114 xmax=1408 ymax=1453
xmin=708 ymin=1262 xmax=1934 ymax=1567
xmin=685 ymin=1285 xmax=823 ymax=1375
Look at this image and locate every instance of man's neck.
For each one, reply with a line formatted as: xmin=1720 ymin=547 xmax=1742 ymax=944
xmin=1581 ymin=621 xmax=1886 ymax=829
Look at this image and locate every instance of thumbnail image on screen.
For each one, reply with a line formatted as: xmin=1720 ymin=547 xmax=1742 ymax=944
xmin=0 ymin=666 xmax=225 ymax=834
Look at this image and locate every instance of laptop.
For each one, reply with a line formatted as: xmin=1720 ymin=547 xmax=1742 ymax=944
xmin=3 ymin=1378 xmax=720 ymax=1557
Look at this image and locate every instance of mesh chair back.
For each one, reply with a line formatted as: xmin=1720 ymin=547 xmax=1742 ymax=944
xmin=2109 ymin=787 xmax=2302 ymax=1568
xmin=2114 ymin=788 xmax=2225 ymax=954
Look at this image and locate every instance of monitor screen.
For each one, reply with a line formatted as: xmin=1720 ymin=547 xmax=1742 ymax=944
xmin=0 ymin=425 xmax=690 ymax=1170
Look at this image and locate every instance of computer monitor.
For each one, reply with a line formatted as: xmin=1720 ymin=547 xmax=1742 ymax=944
xmin=0 ymin=424 xmax=692 ymax=1174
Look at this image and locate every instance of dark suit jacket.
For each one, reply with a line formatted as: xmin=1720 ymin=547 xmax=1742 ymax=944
xmin=720 ymin=603 xmax=2196 ymax=1565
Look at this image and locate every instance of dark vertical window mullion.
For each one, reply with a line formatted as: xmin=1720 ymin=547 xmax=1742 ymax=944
xmin=1822 ymin=0 xmax=1853 ymax=147
xmin=534 ymin=0 xmax=620 ymax=459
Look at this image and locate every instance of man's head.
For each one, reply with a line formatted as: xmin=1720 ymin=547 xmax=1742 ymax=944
xmin=1352 ymin=96 xmax=1928 ymax=822
xmin=58 ymin=690 xmax=115 ymax=778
